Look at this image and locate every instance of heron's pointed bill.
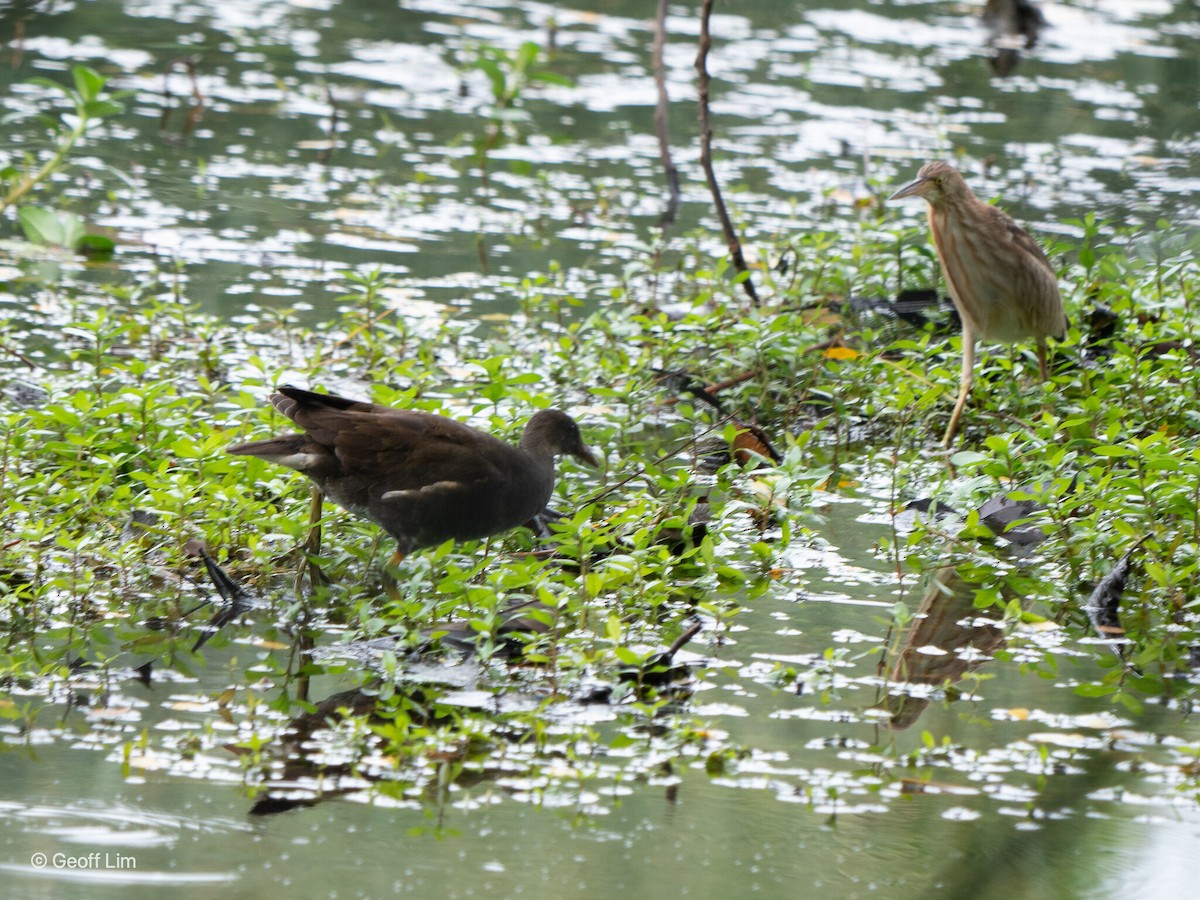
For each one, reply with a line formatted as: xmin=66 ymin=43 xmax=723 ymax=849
xmin=888 ymin=176 xmax=932 ymax=201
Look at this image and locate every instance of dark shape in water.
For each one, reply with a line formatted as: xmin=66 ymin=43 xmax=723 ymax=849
xmin=3 ymin=378 xmax=49 ymax=409
xmin=907 ymin=479 xmax=1065 ymax=555
xmin=886 ymin=481 xmax=1065 ymax=728
xmin=982 ymin=0 xmax=1047 ymax=76
xmin=1083 ymin=544 xmax=1140 ymax=659
xmin=653 ymin=368 xmax=724 ymax=412
xmin=656 ymin=499 xmax=712 ymax=555
xmin=133 ymin=661 xmax=154 ymax=688
xmin=424 ymin=597 xmax=558 ymax=657
xmin=228 ymin=385 xmax=596 ymax=563
xmin=618 ymin=619 xmax=703 ymax=688
xmin=974 ymin=485 xmax=1057 ymax=551
xmin=1083 ymin=303 xmax=1197 ymax=365
xmin=847 ymin=288 xmax=961 ymax=333
xmin=191 ymin=543 xmax=257 ymax=651
xmin=242 ymin=617 xmax=702 ymax=815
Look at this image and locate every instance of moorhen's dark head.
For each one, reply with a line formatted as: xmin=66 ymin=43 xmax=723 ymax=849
xmin=520 ymin=408 xmax=598 ymax=468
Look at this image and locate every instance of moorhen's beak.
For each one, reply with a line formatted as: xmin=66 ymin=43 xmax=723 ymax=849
xmin=570 ymin=439 xmax=598 ymax=468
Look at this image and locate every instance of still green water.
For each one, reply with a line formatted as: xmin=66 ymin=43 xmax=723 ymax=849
xmin=2 ymin=1 xmax=1199 ymax=897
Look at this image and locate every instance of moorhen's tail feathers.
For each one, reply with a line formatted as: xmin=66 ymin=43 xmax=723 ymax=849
xmin=272 ymin=384 xmax=392 ymax=420
xmin=226 ymin=434 xmax=334 ymax=475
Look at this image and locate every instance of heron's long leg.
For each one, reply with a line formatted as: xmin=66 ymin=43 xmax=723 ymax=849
xmin=942 ymin=325 xmax=975 ymax=448
xmin=1036 ymin=337 xmax=1049 ymax=382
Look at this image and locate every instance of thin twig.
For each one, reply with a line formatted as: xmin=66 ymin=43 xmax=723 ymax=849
xmin=659 ymin=369 xmax=759 ymax=407
xmin=0 ymin=340 xmax=37 ymax=368
xmin=159 ymin=56 xmax=205 ymax=144
xmin=665 ymin=619 xmax=703 ymax=659
xmin=318 ymin=82 xmax=340 ymax=163
xmin=695 ymin=0 xmax=759 ymax=307
xmin=653 ymin=0 xmax=680 ymax=228
xmin=300 ymin=484 xmax=326 ymax=590
xmin=11 ymin=16 xmax=25 ymax=69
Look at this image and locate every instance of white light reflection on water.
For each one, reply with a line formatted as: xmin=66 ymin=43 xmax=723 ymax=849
xmin=1 ymin=1 xmax=1200 ymax=896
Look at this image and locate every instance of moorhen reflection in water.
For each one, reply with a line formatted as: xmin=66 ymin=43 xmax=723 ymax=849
xmin=228 ymin=385 xmax=597 ymax=564
xmin=180 ymin=551 xmax=701 ymax=816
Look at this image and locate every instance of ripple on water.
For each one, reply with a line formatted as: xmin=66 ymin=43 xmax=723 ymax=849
xmin=0 ymin=799 xmax=248 ymax=887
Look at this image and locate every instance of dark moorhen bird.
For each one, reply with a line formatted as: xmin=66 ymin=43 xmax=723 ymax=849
xmin=228 ymin=385 xmax=597 ymax=562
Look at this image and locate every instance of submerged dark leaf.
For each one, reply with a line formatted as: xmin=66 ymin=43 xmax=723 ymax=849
xmin=192 ymin=547 xmax=257 ymax=651
xmin=908 ymin=479 xmax=1070 ymax=554
xmin=1083 ymin=544 xmax=1141 ymax=655
xmin=615 ymin=619 xmax=703 ymax=689
xmin=652 ymin=368 xmax=723 ymax=412
xmin=976 ymin=489 xmax=1053 ymax=549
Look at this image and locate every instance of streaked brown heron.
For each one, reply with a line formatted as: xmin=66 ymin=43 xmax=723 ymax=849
xmin=889 ymin=161 xmax=1067 ymax=446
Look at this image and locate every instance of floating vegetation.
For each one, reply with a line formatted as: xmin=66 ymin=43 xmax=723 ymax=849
xmin=1 ymin=211 xmax=1199 ymax=822
xmin=1 ymin=13 xmax=1199 ymax=890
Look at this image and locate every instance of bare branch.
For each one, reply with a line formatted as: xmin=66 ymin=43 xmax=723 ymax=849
xmin=695 ymin=0 xmax=759 ymax=307
xmin=653 ymin=0 xmax=680 ymax=228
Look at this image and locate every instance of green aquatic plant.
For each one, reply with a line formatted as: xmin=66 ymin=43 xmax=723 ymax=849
xmin=1 ymin=66 xmax=125 ymax=255
xmin=17 ymin=206 xmax=114 ymax=257
xmin=458 ymin=40 xmax=572 ymax=187
xmin=0 ymin=220 xmax=1198 ymax=819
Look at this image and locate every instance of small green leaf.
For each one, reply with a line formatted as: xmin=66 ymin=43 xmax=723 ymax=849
xmin=72 ymin=66 xmax=106 ymax=102
xmin=515 ymin=41 xmax=539 ymax=70
xmin=614 ymin=646 xmax=642 ymax=665
xmin=528 ymin=70 xmax=574 ymax=88
xmin=27 ymin=76 xmax=71 ymax=97
xmin=18 ymin=207 xmax=90 ymax=249
xmin=77 ymin=234 xmax=116 ymax=259
xmin=474 ymin=58 xmax=506 ymax=100
xmin=82 ymin=99 xmax=125 ymax=119
xmin=18 ymin=206 xmax=65 ymax=246
xmin=1073 ymin=682 xmax=1116 ymax=698
xmin=949 ymin=450 xmax=989 ymax=467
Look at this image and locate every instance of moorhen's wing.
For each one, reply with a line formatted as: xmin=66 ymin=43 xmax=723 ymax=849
xmin=328 ymin=415 xmax=530 ymax=496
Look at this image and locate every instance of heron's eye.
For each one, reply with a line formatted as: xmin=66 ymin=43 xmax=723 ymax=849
xmin=934 ymin=177 xmax=944 ymax=187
